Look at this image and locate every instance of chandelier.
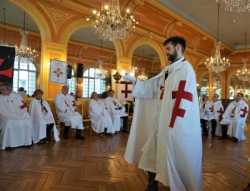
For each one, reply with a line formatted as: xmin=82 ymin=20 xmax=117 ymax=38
xmin=86 ymin=0 xmax=138 ymax=41
xmin=204 ymin=1 xmax=230 ymax=73
xmin=223 ymin=0 xmax=250 ymax=12
xmin=236 ymin=59 xmax=250 ymax=81
xmin=16 ymin=12 xmax=38 ymax=59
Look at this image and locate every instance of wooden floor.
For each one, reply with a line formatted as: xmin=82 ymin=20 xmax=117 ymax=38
xmin=0 ymin=129 xmax=250 ymax=191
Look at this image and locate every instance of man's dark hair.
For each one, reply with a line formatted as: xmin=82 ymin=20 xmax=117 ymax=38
xmin=237 ymin=92 xmax=244 ymax=97
xmin=163 ymin=36 xmax=186 ymax=52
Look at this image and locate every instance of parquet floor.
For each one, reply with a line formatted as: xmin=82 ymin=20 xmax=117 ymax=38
xmin=0 ymin=128 xmax=250 ymax=191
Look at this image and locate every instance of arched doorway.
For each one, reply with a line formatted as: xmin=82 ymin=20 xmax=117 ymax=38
xmin=0 ymin=0 xmax=41 ymax=96
xmin=67 ymin=27 xmax=118 ymax=98
xmin=132 ymin=45 xmax=161 ymax=79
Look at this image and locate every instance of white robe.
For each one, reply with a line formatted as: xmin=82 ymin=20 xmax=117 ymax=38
xmin=200 ymin=101 xmax=214 ymax=121
xmin=124 ymin=71 xmax=165 ymax=165
xmin=128 ymin=58 xmax=202 ymax=191
xmin=212 ymin=100 xmax=224 ymax=136
xmin=225 ymin=100 xmax=248 ymax=141
xmin=55 ymin=93 xmax=84 ymax=130
xmin=29 ymin=99 xmax=60 ymax=143
xmin=104 ymin=97 xmax=127 ymax=132
xmin=89 ymin=99 xmax=114 ymax=134
xmin=0 ymin=93 xmax=32 ymax=149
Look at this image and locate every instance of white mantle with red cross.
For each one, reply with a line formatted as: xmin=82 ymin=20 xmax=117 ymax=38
xmin=117 ymin=81 xmax=133 ymax=102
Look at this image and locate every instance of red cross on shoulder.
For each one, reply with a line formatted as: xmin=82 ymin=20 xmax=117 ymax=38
xmin=169 ymin=80 xmax=193 ymax=128
xmin=240 ymin=107 xmax=248 ymax=118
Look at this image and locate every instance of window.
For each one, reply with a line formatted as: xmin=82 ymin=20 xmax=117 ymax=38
xmin=83 ymin=68 xmax=106 ymax=98
xmin=67 ymin=70 xmax=76 ymax=94
xmin=13 ymin=56 xmax=36 ymax=96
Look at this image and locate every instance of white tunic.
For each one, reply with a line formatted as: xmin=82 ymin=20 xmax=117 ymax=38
xmin=89 ymin=99 xmax=114 ymax=134
xmin=200 ymin=101 xmax=214 ymax=121
xmin=55 ymin=93 xmax=84 ymax=129
xmin=29 ymin=99 xmax=60 ymax=143
xmin=127 ymin=58 xmax=202 ymax=191
xmin=226 ymin=100 xmax=249 ymax=141
xmin=104 ymin=97 xmax=127 ymax=132
xmin=212 ymin=100 xmax=224 ymax=136
xmin=0 ymin=93 xmax=32 ymax=149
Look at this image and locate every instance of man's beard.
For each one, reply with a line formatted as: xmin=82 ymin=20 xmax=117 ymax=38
xmin=167 ymin=51 xmax=178 ymax=62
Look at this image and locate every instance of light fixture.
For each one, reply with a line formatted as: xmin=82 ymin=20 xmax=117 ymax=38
xmin=15 ymin=12 xmax=38 ymax=60
xmin=204 ymin=1 xmax=230 ymax=73
xmin=236 ymin=58 xmax=250 ymax=81
xmin=223 ymin=0 xmax=250 ymax=13
xmin=86 ymin=0 xmax=138 ymax=41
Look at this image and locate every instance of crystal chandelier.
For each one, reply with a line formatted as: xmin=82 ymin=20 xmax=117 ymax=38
xmin=236 ymin=58 xmax=250 ymax=81
xmin=86 ymin=0 xmax=138 ymax=41
xmin=16 ymin=12 xmax=38 ymax=59
xmin=223 ymin=0 xmax=250 ymax=13
xmin=204 ymin=1 xmax=230 ymax=73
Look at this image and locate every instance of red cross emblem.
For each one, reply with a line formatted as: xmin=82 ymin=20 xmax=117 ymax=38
xmin=169 ymin=80 xmax=193 ymax=128
xmin=53 ymin=68 xmax=63 ymax=78
xmin=120 ymin=81 xmax=132 ymax=99
xmin=0 ymin=58 xmax=13 ymax=78
xmin=160 ymin=86 xmax=165 ymax=100
xmin=20 ymin=100 xmax=27 ymax=109
xmin=240 ymin=107 xmax=248 ymax=118
xmin=217 ymin=107 xmax=224 ymax=121
xmin=209 ymin=105 xmax=214 ymax=112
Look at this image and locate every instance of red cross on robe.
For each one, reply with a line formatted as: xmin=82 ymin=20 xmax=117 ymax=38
xmin=217 ymin=107 xmax=224 ymax=121
xmin=240 ymin=107 xmax=248 ymax=118
xmin=169 ymin=80 xmax=193 ymax=128
xmin=53 ymin=68 xmax=63 ymax=78
xmin=0 ymin=58 xmax=13 ymax=78
xmin=209 ymin=105 xmax=214 ymax=112
xmin=120 ymin=81 xmax=132 ymax=99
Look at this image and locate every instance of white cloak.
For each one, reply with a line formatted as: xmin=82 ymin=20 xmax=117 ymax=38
xmin=104 ymin=97 xmax=127 ymax=132
xmin=89 ymin=99 xmax=114 ymax=134
xmin=226 ymin=100 xmax=248 ymax=141
xmin=212 ymin=100 xmax=224 ymax=136
xmin=124 ymin=70 xmax=165 ymax=165
xmin=55 ymin=93 xmax=84 ymax=130
xmin=130 ymin=58 xmax=202 ymax=191
xmin=29 ymin=99 xmax=60 ymax=143
xmin=0 ymin=93 xmax=32 ymax=149
xmin=200 ymin=101 xmax=214 ymax=121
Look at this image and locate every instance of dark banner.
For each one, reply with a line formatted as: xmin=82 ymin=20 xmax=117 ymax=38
xmin=0 ymin=46 xmax=15 ymax=84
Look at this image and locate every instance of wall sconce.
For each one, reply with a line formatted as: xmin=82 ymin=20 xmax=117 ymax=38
xmin=113 ymin=71 xmax=122 ymax=83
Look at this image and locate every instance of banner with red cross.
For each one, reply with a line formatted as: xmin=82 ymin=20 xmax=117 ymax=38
xmin=117 ymin=81 xmax=133 ymax=102
xmin=0 ymin=46 xmax=15 ymax=85
xmin=49 ymin=59 xmax=67 ymax=84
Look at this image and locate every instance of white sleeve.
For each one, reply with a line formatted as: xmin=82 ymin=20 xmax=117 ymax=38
xmin=55 ymin=96 xmax=66 ymax=113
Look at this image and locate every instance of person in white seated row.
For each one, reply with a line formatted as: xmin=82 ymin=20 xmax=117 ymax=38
xmin=104 ymin=90 xmax=128 ymax=133
xmin=55 ymin=85 xmax=84 ymax=139
xmin=29 ymin=89 xmax=60 ymax=143
xmin=221 ymin=93 xmax=249 ymax=142
xmin=0 ymin=82 xmax=32 ymax=149
xmin=89 ymin=92 xmax=114 ymax=134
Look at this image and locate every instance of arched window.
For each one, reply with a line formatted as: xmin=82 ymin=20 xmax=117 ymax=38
xmin=83 ymin=68 xmax=106 ymax=98
xmin=67 ymin=70 xmax=76 ymax=94
xmin=13 ymin=56 xmax=36 ymax=96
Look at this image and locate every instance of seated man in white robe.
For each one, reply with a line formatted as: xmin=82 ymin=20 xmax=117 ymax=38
xmin=89 ymin=92 xmax=114 ymax=134
xmin=29 ymin=89 xmax=60 ymax=143
xmin=55 ymin=85 xmax=84 ymax=139
xmin=104 ymin=90 xmax=128 ymax=133
xmin=224 ymin=93 xmax=249 ymax=142
xmin=0 ymin=82 xmax=32 ymax=149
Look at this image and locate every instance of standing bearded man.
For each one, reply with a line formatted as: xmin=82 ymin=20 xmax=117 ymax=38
xmin=124 ymin=36 xmax=202 ymax=191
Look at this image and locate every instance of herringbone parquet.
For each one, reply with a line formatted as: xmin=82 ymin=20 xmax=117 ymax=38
xmin=0 ymin=129 xmax=250 ymax=191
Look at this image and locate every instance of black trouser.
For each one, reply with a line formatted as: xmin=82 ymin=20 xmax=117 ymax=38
xmin=221 ymin=124 xmax=228 ymax=139
xmin=146 ymin=172 xmax=158 ymax=191
xmin=46 ymin=123 xmax=54 ymax=141
xmin=121 ymin=116 xmax=129 ymax=132
xmin=210 ymin=119 xmax=217 ymax=137
xmin=201 ymin=119 xmax=208 ymax=136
